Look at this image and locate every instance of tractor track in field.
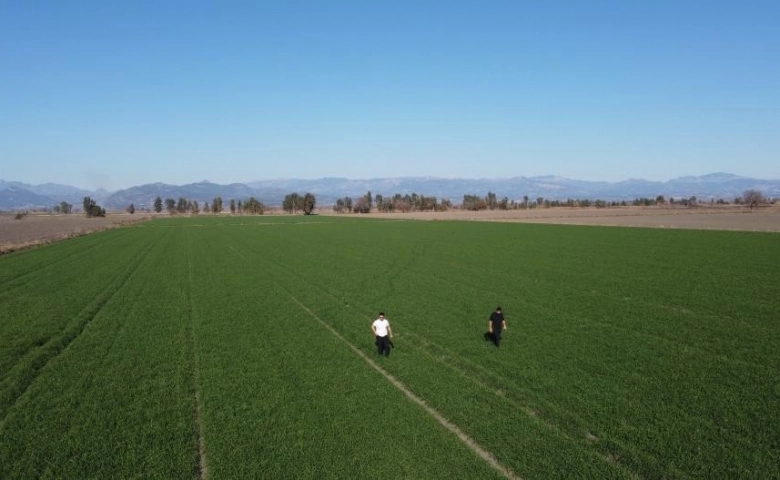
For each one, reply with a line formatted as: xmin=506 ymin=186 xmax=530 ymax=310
xmin=0 ymin=239 xmax=155 ymax=426
xmin=401 ymin=330 xmax=646 ymax=479
xmin=0 ymin=236 xmax=122 ymax=298
xmin=288 ymin=294 xmax=523 ymax=480
xmin=537 ymin=287 xmax=773 ymax=374
xmin=259 ymin=250 xmax=643 ymax=479
xmin=401 ymin=252 xmax=769 ymax=373
xmin=228 ymin=240 xmax=642 ymax=478
xmin=186 ymin=243 xmax=208 ymax=480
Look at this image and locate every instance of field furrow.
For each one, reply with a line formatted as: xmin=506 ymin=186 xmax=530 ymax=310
xmin=287 ymin=293 xmax=522 ymax=480
xmin=222 ymin=223 xmax=629 ymax=478
xmin=0 ymin=226 xmax=197 ymax=478
xmin=0 ymin=228 xmax=130 ymax=294
xmin=185 ymin=237 xmax=208 ymax=480
xmin=0 ymin=230 xmax=159 ymax=422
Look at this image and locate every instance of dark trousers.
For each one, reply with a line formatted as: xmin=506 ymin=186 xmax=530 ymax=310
xmin=491 ymin=324 xmax=502 ymax=347
xmin=376 ymin=335 xmax=391 ymax=356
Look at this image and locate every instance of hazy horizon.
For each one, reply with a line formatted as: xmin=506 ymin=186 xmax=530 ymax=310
xmin=4 ymin=171 xmax=780 ymax=194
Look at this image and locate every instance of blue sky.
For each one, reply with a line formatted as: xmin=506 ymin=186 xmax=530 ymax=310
xmin=1 ymin=1 xmax=778 ymax=190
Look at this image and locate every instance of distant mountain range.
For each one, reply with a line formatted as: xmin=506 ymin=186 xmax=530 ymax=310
xmin=1 ymin=173 xmax=778 ymax=211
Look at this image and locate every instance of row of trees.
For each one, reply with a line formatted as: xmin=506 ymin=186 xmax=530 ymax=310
xmin=47 ymin=189 xmax=770 ymax=217
xmin=153 ymin=196 xmax=201 ymax=214
xmin=150 ymin=196 xmax=267 ymax=215
xmin=333 ymin=191 xmax=454 ymax=213
xmin=458 ymin=191 xmax=774 ymax=211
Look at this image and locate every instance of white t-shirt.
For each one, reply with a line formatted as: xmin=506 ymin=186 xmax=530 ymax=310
xmin=372 ymin=318 xmax=390 ymax=337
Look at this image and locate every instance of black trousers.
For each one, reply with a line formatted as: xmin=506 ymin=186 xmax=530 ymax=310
xmin=491 ymin=324 xmax=503 ymax=347
xmin=376 ymin=335 xmax=391 ymax=356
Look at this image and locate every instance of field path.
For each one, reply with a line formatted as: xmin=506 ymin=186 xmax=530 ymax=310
xmin=186 ymin=243 xmax=208 ymax=480
xmin=288 ymin=294 xmax=522 ymax=480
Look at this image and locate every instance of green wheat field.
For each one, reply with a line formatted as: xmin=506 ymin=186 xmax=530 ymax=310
xmin=1 ymin=215 xmax=778 ymax=479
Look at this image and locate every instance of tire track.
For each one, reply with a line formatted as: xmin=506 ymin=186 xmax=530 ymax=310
xmin=259 ymin=248 xmax=638 ymax=478
xmin=401 ymin=330 xmax=646 ymax=479
xmin=0 ymin=238 xmax=156 ymax=424
xmin=288 ymin=294 xmax=522 ymax=480
xmin=231 ymin=244 xmax=630 ymax=477
xmin=0 ymin=235 xmax=124 ymax=298
xmin=186 ymin=242 xmax=208 ymax=480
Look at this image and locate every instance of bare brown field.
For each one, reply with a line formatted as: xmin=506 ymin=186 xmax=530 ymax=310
xmin=0 ymin=213 xmax=154 ymax=254
xmin=2 ymin=206 xmax=777 ymax=254
xmin=335 ymin=205 xmax=780 ymax=232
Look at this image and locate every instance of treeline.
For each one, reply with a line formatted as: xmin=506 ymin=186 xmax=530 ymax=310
xmin=150 ymin=196 xmax=267 ymax=215
xmin=36 ymin=188 xmax=771 ymax=217
xmin=145 ymin=192 xmax=316 ymax=215
xmin=333 ymin=192 xmax=717 ymax=213
xmin=334 ymin=190 xmax=775 ymax=213
xmin=461 ymin=192 xmax=778 ymax=210
xmin=333 ymin=191 xmax=453 ymax=213
xmin=459 ymin=192 xmax=671 ymax=210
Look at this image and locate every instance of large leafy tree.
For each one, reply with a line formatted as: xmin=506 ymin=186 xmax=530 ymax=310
xmin=283 ymin=193 xmax=301 ymax=213
xmin=55 ymin=201 xmax=73 ymax=214
xmin=353 ymin=197 xmax=370 ymax=213
xmin=743 ymin=189 xmax=765 ymax=210
xmin=486 ymin=191 xmax=498 ymax=210
xmin=462 ymin=194 xmax=486 ymax=211
xmin=176 ymin=197 xmax=188 ymax=213
xmin=153 ymin=196 xmax=163 ymax=213
xmin=302 ymin=193 xmax=316 ymax=215
xmin=82 ymin=196 xmax=105 ymax=217
xmin=333 ymin=196 xmax=354 ymax=213
xmin=244 ymin=197 xmax=265 ymax=214
xmin=211 ymin=197 xmax=223 ymax=213
xmin=282 ymin=192 xmax=315 ymax=214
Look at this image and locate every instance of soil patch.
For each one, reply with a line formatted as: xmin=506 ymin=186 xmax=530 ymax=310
xmin=3 ymin=206 xmax=777 ymax=255
xmin=0 ymin=213 xmax=154 ymax=254
xmin=330 ymin=205 xmax=780 ymax=232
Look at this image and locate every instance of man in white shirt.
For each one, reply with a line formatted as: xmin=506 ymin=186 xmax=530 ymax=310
xmin=371 ymin=312 xmax=393 ymax=357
